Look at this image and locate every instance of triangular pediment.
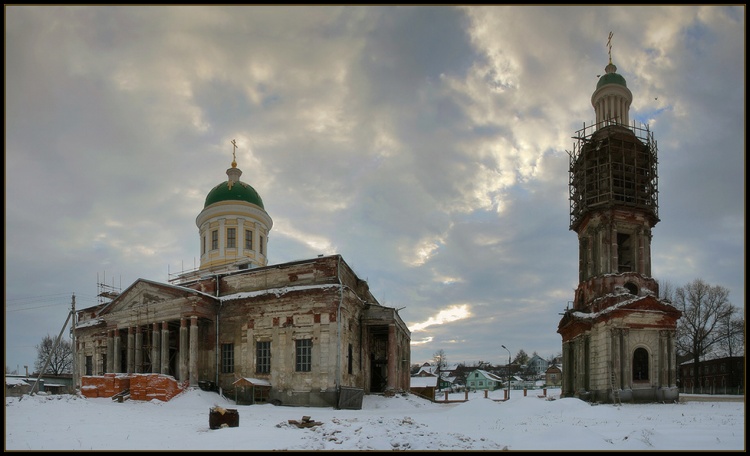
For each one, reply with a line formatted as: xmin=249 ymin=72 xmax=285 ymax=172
xmin=614 ymin=294 xmax=681 ymax=315
xmin=559 ymin=294 xmax=681 ymax=339
xmin=99 ymin=279 xmax=217 ymax=319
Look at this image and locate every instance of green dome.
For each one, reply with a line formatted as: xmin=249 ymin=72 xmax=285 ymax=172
xmin=204 ymin=180 xmax=265 ymax=209
xmin=596 ymin=72 xmax=627 ymax=89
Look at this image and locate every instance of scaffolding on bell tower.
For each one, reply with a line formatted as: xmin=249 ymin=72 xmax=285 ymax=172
xmin=568 ymin=120 xmax=659 ymax=232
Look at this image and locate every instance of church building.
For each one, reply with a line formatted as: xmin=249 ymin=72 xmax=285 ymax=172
xmin=557 ymin=38 xmax=681 ymax=403
xmin=73 ymin=146 xmax=411 ymax=408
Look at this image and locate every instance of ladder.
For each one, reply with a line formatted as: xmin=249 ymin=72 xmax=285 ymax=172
xmin=610 ymin=363 xmax=621 ymax=405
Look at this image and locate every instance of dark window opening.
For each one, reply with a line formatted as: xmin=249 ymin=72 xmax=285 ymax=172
xmin=617 ymin=232 xmax=632 ymax=272
xmin=632 ymin=347 xmax=649 ymax=381
xmin=85 ymin=355 xmax=93 ymax=376
xmin=624 ymin=281 xmax=638 ymax=295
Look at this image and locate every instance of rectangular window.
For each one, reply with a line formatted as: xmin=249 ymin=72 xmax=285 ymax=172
xmin=256 ymin=341 xmax=271 ymax=374
xmin=85 ymin=356 xmax=93 ymax=376
xmin=259 ymin=236 xmax=265 ymax=255
xmin=212 ymin=230 xmax=219 ymax=250
xmin=245 ymin=230 xmax=253 ymax=250
xmin=202 ymin=236 xmax=206 ymax=255
xmin=227 ymin=228 xmax=236 ymax=248
xmin=221 ymin=343 xmax=234 ymax=374
xmin=617 ymin=232 xmax=632 ymax=272
xmin=295 ymin=339 xmax=312 ymax=372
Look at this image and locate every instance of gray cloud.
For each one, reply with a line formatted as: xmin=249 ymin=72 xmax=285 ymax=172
xmin=5 ymin=5 xmax=744 ymax=371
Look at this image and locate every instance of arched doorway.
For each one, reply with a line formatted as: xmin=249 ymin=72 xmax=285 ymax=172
xmin=632 ymin=347 xmax=649 ymax=381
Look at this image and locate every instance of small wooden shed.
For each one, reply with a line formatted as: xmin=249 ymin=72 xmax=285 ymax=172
xmin=232 ymin=377 xmax=271 ymax=405
xmin=409 ymin=375 xmax=438 ymax=401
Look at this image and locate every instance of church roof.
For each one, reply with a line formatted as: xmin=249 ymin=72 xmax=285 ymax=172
xmin=596 ymin=62 xmax=627 ymax=89
xmin=204 ymin=180 xmax=265 ymax=209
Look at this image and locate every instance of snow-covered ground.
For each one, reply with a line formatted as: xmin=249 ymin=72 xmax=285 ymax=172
xmin=4 ymin=387 xmax=744 ymax=451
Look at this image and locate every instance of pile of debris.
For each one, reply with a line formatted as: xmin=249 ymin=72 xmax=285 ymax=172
xmin=287 ymin=416 xmax=323 ymax=428
xmin=209 ymin=405 xmax=240 ymax=429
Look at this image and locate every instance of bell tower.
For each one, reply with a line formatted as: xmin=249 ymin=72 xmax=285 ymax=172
xmin=558 ymin=34 xmax=681 ymax=403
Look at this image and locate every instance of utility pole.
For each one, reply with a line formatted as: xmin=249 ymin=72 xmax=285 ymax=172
xmin=31 ymin=309 xmax=72 ymax=394
xmin=71 ymin=293 xmax=77 ymax=390
xmin=502 ymin=345 xmax=511 ymax=400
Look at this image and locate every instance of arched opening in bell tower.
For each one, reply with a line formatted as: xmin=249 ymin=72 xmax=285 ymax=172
xmin=632 ymin=347 xmax=649 ymax=382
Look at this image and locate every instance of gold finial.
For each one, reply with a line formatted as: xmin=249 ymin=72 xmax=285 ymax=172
xmin=231 ymin=139 xmax=238 ymax=168
xmin=607 ymin=31 xmax=613 ymax=64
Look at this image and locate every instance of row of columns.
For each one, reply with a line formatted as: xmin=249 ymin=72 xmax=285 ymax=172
xmin=105 ymin=316 xmax=200 ymax=386
xmin=593 ymin=94 xmax=631 ymax=128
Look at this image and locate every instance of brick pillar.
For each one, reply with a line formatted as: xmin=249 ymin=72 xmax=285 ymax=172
xmin=152 ymin=323 xmax=161 ymax=374
xmin=135 ymin=326 xmax=143 ymax=373
xmin=127 ymin=327 xmax=135 ymax=374
xmin=106 ymin=330 xmax=114 ymax=373
xmin=179 ymin=317 xmax=188 ymax=384
xmin=387 ymin=324 xmax=397 ymax=391
xmin=113 ymin=329 xmax=121 ymax=373
xmin=189 ymin=316 xmax=198 ymax=386
xmin=161 ymin=321 xmax=170 ymax=375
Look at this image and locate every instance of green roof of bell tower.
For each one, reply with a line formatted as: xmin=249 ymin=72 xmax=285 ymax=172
xmin=596 ymin=61 xmax=627 ymax=90
xmin=203 ymin=140 xmax=266 ymax=209
xmin=204 ymin=180 xmax=265 ymax=209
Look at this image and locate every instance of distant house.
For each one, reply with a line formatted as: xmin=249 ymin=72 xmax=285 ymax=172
xmin=678 ymin=356 xmax=743 ymax=394
xmin=4 ymin=374 xmax=73 ymax=396
xmin=509 ymin=375 xmax=525 ymax=390
xmin=465 ymin=369 xmax=504 ymax=391
xmin=527 ymin=355 xmax=550 ymax=376
xmin=416 ymin=363 xmax=458 ymax=391
xmin=545 ymin=365 xmax=562 ymax=387
xmin=5 ymin=377 xmax=31 ymax=397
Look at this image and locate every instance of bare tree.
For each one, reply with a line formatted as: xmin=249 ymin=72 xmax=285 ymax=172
xmin=716 ymin=307 xmax=745 ymax=358
xmin=673 ymin=279 xmax=735 ymax=389
xmin=658 ymin=279 xmax=675 ymax=301
xmin=433 ymin=349 xmax=447 ymax=375
xmin=34 ymin=334 xmax=73 ymax=375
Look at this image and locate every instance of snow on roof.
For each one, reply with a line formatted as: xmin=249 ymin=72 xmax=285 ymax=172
xmin=222 ymin=284 xmax=342 ymax=301
xmin=233 ymin=377 xmax=271 ymax=387
xmin=75 ymin=317 xmax=104 ymax=329
xmin=5 ymin=378 xmax=29 ymax=386
xmin=474 ymin=369 xmax=504 ymax=382
xmin=567 ymin=289 xmax=676 ymax=320
xmin=410 ymin=376 xmax=438 ymax=388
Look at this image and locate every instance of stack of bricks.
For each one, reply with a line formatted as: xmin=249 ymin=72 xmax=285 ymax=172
xmin=80 ymin=374 xmax=131 ymax=398
xmin=129 ymin=374 xmax=182 ymax=402
xmin=81 ymin=374 xmax=182 ymax=402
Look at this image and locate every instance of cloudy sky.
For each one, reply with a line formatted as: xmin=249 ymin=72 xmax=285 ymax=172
xmin=5 ymin=5 xmax=744 ymax=372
